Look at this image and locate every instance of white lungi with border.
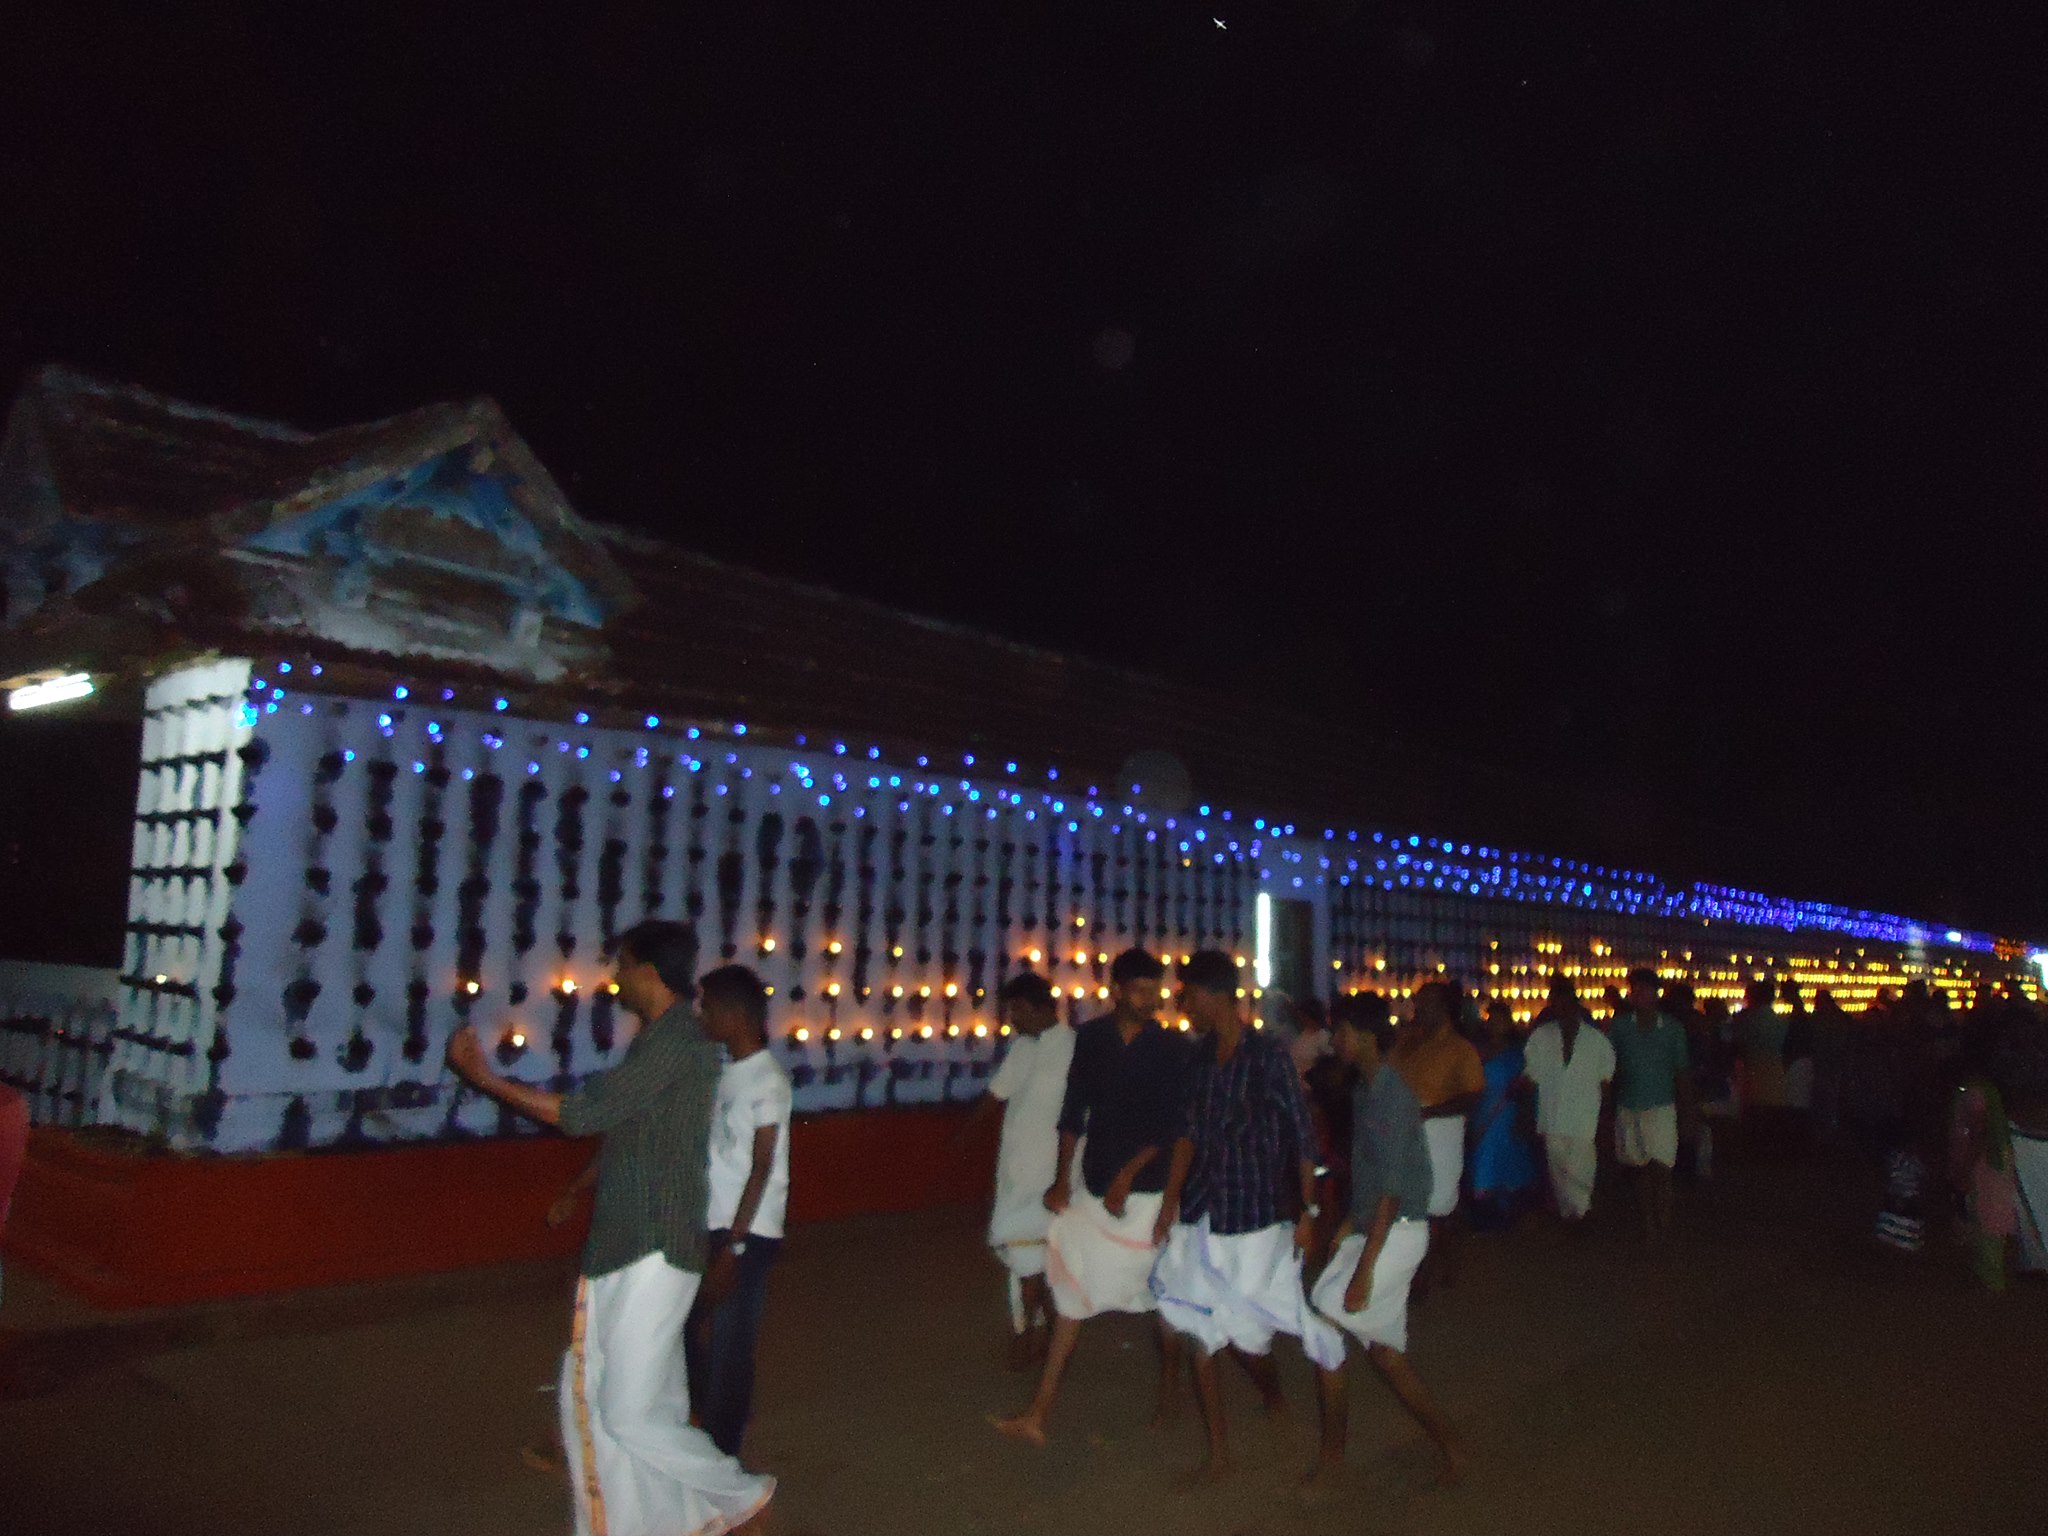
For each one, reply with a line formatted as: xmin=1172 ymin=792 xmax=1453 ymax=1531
xmin=992 ymin=1234 xmax=1048 ymax=1280
xmin=1423 ymin=1115 xmax=1466 ymax=1217
xmin=1149 ymin=1217 xmax=1344 ymax=1371
xmin=1310 ymin=1222 xmax=1430 ymax=1355
xmin=1045 ymin=1189 xmax=1162 ymax=1319
xmin=563 ymin=1251 xmax=775 ymax=1536
xmin=1544 ymin=1133 xmax=1598 ymax=1218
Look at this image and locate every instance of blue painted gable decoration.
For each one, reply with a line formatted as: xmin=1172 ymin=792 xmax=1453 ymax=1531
xmin=243 ymin=449 xmax=613 ymax=630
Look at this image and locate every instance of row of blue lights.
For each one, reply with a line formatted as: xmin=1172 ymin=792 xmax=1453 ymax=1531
xmin=233 ymin=663 xmax=2016 ymax=955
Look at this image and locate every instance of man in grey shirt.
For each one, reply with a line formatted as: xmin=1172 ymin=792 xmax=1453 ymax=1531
xmin=1304 ymin=999 xmax=1468 ymax=1489
xmin=447 ymin=919 xmax=773 ymax=1536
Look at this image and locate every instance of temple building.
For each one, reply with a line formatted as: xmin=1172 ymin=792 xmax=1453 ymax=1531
xmin=2 ymin=367 xmax=2039 ymax=1300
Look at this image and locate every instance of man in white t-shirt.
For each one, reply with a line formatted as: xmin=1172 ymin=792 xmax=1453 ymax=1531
xmin=1519 ymin=976 xmax=1616 ymax=1227
xmin=688 ymin=964 xmax=793 ymax=1462
xmin=963 ymin=971 xmax=1073 ymax=1369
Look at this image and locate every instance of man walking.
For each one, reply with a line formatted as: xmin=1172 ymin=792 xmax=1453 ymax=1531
xmin=1610 ymin=966 xmax=1695 ymax=1244
xmin=1151 ymin=951 xmax=1340 ymax=1480
xmin=1520 ymin=974 xmax=1616 ymax=1228
xmin=994 ymin=948 xmax=1188 ymax=1445
xmin=1306 ymin=1002 xmax=1466 ymax=1488
xmin=688 ymin=964 xmax=793 ymax=1462
xmin=970 ymin=971 xmax=1074 ymax=1368
xmin=447 ymin=919 xmax=773 ymax=1536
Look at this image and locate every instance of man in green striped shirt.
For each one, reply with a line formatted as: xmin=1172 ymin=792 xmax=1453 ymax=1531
xmin=447 ymin=919 xmax=774 ymax=1535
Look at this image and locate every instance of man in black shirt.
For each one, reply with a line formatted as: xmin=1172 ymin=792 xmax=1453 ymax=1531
xmin=995 ymin=948 xmax=1188 ymax=1446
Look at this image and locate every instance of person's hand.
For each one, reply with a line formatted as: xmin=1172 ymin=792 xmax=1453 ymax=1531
xmin=700 ymin=1244 xmax=741 ymax=1310
xmin=1152 ymin=1193 xmax=1180 ymax=1248
xmin=1043 ymin=1179 xmax=1071 ymax=1216
xmin=1103 ymin=1170 xmax=1135 ymax=1219
xmin=1293 ymin=1211 xmax=1316 ymax=1254
xmin=545 ymin=1187 xmax=582 ymax=1230
xmin=1342 ymin=1243 xmax=1380 ymax=1313
xmin=445 ymin=1024 xmax=489 ymax=1084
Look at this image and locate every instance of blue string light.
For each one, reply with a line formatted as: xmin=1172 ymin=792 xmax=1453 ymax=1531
xmin=239 ymin=660 xmax=2017 ymax=954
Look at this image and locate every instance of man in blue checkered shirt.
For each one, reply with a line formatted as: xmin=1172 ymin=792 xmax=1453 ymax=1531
xmin=1152 ymin=950 xmax=1342 ymax=1481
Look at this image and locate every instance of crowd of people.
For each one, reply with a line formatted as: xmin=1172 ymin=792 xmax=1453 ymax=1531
xmin=1265 ymin=966 xmax=2048 ymax=1287
xmin=979 ymin=953 xmax=2048 ymax=1489
xmin=436 ymin=921 xmax=2048 ymax=1535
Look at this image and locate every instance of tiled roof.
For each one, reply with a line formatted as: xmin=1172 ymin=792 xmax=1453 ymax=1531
xmin=0 ymin=370 xmax=1651 ymax=872
xmin=598 ymin=530 xmax=1608 ymax=863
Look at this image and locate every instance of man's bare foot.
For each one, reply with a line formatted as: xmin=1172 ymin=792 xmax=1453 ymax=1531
xmin=990 ymin=1410 xmax=1048 ymax=1448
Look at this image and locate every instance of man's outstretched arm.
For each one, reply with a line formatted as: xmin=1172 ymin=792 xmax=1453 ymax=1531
xmin=447 ymin=1025 xmax=564 ymax=1125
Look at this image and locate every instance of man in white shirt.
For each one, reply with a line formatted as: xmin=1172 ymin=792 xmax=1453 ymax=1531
xmin=1519 ymin=977 xmax=1616 ymax=1227
xmin=689 ymin=964 xmax=793 ymax=1462
xmin=966 ymin=971 xmax=1073 ymax=1369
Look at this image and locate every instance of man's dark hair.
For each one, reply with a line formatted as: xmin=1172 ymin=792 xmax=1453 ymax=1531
xmin=1626 ymin=966 xmax=1661 ymax=997
xmin=1110 ymin=947 xmax=1166 ymax=984
xmin=1548 ymin=972 xmax=1579 ymax=1003
xmin=616 ymin=919 xmax=698 ymax=996
xmin=1415 ymin=979 xmax=1459 ymax=1025
xmin=698 ymin=964 xmax=768 ymax=1028
xmin=1333 ymin=995 xmax=1397 ymax=1054
xmin=999 ymin=971 xmax=1056 ymax=1011
xmin=1177 ymin=949 xmax=1239 ymax=996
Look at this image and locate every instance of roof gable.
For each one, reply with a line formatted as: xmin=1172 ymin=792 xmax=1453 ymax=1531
xmin=2 ymin=368 xmax=635 ymax=678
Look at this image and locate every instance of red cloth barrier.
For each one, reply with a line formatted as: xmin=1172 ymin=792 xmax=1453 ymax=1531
xmin=2 ymin=1107 xmax=996 ymax=1309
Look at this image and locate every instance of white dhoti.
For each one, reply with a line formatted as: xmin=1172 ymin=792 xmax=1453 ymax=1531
xmin=1544 ymin=1134 xmax=1598 ymax=1219
xmin=990 ymin=1221 xmax=1048 ymax=1334
xmin=2014 ymin=1129 xmax=2048 ymax=1275
xmin=1616 ymin=1104 xmax=1679 ymax=1168
xmin=1423 ymin=1115 xmax=1466 ymax=1217
xmin=1784 ymin=1057 xmax=1815 ymax=1111
xmin=992 ymin=1234 xmax=1048 ymax=1333
xmin=1309 ymin=1222 xmax=1430 ymax=1355
xmin=562 ymin=1251 xmax=775 ymax=1536
xmin=1149 ymin=1218 xmax=1344 ymax=1371
xmin=1045 ymin=1189 xmax=1162 ymax=1319
xmin=989 ymin=1178 xmax=1052 ymax=1282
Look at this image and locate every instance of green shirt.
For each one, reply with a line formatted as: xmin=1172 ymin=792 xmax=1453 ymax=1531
xmin=558 ymin=1002 xmax=721 ymax=1278
xmin=1609 ymin=1010 xmax=1691 ymax=1111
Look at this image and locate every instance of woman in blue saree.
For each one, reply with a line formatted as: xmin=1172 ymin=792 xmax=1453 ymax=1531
xmin=1469 ymin=1000 xmax=1538 ymax=1230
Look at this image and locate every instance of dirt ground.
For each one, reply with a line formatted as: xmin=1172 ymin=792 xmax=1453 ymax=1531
xmin=3 ymin=1154 xmax=2044 ymax=1536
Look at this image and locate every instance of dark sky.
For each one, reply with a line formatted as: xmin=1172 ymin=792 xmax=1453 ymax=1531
xmin=4 ymin=4 xmax=2044 ymax=937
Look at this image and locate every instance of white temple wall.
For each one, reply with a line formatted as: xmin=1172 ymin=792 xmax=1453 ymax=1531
xmin=9 ymin=655 xmax=2034 ymax=1152
xmin=156 ymin=666 xmax=1254 ymax=1151
xmin=94 ymin=658 xmax=254 ymax=1144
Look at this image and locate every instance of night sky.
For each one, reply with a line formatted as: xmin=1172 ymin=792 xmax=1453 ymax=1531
xmin=3 ymin=5 xmax=2043 ymax=937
